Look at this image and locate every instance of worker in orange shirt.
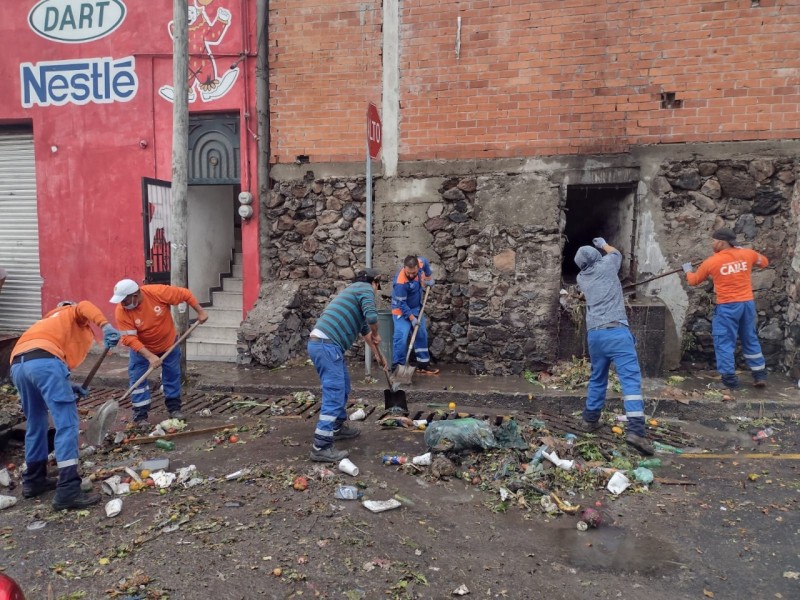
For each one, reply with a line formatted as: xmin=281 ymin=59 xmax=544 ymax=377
xmin=110 ymin=279 xmax=208 ymax=424
xmin=684 ymin=228 xmax=769 ymax=391
xmin=10 ymin=301 xmax=120 ymax=510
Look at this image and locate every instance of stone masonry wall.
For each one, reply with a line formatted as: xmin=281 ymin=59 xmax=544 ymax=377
xmin=650 ymin=157 xmax=797 ymax=369
xmin=240 ymin=177 xmax=372 ymax=366
xmin=242 ymin=172 xmax=565 ymax=374
xmin=244 ymin=146 xmax=800 ymax=378
xmin=423 ymin=176 xmax=563 ymax=375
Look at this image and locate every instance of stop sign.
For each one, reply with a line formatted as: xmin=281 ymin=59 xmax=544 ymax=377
xmin=367 ymin=103 xmax=382 ymax=159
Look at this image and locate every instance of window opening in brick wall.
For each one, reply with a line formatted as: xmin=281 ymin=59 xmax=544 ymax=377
xmin=561 ymin=183 xmax=637 ymax=283
xmin=660 ymin=92 xmax=683 ymax=109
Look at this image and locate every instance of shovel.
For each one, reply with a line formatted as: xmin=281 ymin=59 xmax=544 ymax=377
xmin=85 ymin=321 xmax=201 ymax=446
xmin=81 ymin=346 xmax=111 ymax=391
xmin=392 ymin=286 xmax=431 ymax=387
xmin=622 ymin=260 xmax=701 ymax=292
xmin=368 ymin=340 xmax=408 ymax=415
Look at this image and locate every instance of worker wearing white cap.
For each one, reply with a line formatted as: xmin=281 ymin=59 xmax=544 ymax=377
xmin=110 ymin=279 xmax=208 ymax=424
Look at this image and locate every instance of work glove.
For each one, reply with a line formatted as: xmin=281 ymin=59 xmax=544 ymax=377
xmin=410 ymin=315 xmax=418 ymax=327
xmin=424 ymin=278 xmax=435 ymax=288
xmin=102 ymin=324 xmax=121 ymax=349
xmin=71 ymin=384 xmax=88 ymax=399
xmin=682 ymin=262 xmax=693 ymax=273
xmin=592 ymin=237 xmax=606 ymax=249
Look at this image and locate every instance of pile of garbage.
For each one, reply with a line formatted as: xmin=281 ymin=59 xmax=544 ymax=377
xmin=524 ymin=358 xmax=621 ymax=393
xmin=381 ymin=412 xmax=687 ymax=524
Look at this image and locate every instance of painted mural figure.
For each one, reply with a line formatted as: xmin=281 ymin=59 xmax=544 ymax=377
xmin=159 ymin=0 xmax=239 ymax=103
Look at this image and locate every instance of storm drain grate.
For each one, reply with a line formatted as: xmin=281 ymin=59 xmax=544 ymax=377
xmin=79 ymin=388 xmax=691 ymax=446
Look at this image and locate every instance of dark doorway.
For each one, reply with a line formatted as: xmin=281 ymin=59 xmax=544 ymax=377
xmin=561 ymin=183 xmax=637 ymax=283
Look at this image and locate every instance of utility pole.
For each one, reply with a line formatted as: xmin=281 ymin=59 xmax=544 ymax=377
xmin=256 ymin=0 xmax=270 ymax=280
xmin=170 ymin=0 xmax=189 ymax=377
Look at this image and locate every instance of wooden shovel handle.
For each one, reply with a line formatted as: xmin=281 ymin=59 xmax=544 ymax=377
xmin=118 ymin=321 xmax=202 ymax=402
xmin=81 ymin=347 xmax=110 ymax=389
xmin=124 ymin=423 xmax=235 ymax=445
xmin=366 ymin=339 xmax=392 ymax=387
xmin=404 ymin=286 xmax=431 ymax=364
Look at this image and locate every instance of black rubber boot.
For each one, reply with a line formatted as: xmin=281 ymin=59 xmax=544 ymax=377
xmin=22 ymin=460 xmax=58 ymax=498
xmin=52 ymin=465 xmax=101 ymax=511
xmin=132 ymin=406 xmax=150 ymax=424
xmin=165 ymin=397 xmax=182 ymax=413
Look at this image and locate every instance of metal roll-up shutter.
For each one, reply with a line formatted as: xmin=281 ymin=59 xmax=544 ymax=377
xmin=0 ymin=132 xmax=42 ymax=331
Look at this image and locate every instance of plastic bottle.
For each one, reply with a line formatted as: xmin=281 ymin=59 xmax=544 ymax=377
xmin=752 ymin=427 xmax=774 ymax=442
xmin=155 ymin=439 xmax=175 ymax=451
xmin=638 ymin=458 xmax=662 ymax=469
xmin=652 ymin=441 xmax=683 ymax=454
xmin=334 ymin=486 xmax=362 ymax=500
xmin=530 ymin=445 xmax=549 ymax=466
xmin=382 ymin=455 xmax=407 ymax=465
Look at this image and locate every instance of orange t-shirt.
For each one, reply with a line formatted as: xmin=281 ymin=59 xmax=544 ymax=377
xmin=686 ymin=247 xmax=768 ymax=304
xmin=115 ymin=285 xmax=198 ymax=354
xmin=11 ymin=301 xmax=109 ymax=369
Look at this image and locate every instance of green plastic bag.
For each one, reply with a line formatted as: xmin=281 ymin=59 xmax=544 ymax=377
xmin=424 ymin=418 xmax=499 ymax=451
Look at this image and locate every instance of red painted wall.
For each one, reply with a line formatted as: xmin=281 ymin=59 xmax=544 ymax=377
xmin=269 ymin=0 xmax=800 ymax=162
xmin=0 ymin=0 xmax=261 ymax=321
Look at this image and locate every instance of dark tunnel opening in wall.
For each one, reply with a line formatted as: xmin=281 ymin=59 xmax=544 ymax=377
xmin=561 ymin=183 xmax=638 ymax=284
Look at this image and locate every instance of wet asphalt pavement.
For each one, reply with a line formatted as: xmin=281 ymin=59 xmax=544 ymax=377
xmin=0 ymin=356 xmax=797 ymax=598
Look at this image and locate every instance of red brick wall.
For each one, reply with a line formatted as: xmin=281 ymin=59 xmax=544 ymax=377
xmin=269 ymin=1 xmax=383 ymax=163
xmin=271 ymin=0 xmax=800 ymax=163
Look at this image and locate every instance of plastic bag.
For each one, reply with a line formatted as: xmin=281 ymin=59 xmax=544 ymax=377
xmin=632 ymin=467 xmax=654 ymax=484
xmin=493 ymin=418 xmax=529 ymax=449
xmin=424 ymin=418 xmax=499 ymax=451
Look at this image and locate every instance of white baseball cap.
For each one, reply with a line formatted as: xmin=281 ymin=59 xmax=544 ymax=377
xmin=110 ymin=279 xmax=140 ymax=303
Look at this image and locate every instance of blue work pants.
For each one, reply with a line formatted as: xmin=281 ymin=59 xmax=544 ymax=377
xmin=391 ymin=314 xmax=431 ymax=368
xmin=308 ymin=340 xmax=350 ymax=449
xmin=128 ymin=340 xmax=182 ymax=419
xmin=712 ymin=301 xmax=766 ymax=385
xmin=11 ymin=357 xmax=79 ymax=470
xmin=583 ymin=327 xmax=646 ymax=437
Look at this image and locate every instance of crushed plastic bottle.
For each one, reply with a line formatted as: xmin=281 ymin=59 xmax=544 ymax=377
xmin=155 ymin=439 xmax=175 ymax=451
xmin=652 ymin=441 xmax=683 ymax=454
xmin=638 ymin=458 xmax=662 ymax=469
xmin=530 ymin=445 xmax=549 ymax=466
xmin=382 ymin=455 xmax=407 ymax=465
xmin=752 ymin=427 xmax=774 ymax=443
xmin=334 ymin=486 xmax=362 ymax=500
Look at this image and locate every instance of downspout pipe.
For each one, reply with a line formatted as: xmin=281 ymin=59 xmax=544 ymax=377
xmin=256 ymin=0 xmax=271 ymax=282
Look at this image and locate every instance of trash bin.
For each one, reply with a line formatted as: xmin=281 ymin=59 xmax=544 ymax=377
xmin=377 ymin=309 xmax=394 ymax=365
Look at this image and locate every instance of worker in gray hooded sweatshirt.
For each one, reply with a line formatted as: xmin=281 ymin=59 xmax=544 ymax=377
xmin=575 ymin=238 xmax=654 ymax=456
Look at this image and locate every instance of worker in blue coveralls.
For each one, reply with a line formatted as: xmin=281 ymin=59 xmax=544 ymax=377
xmin=391 ymin=255 xmax=439 ymax=375
xmin=575 ymin=238 xmax=654 ymax=456
xmin=308 ymin=269 xmax=387 ymax=463
xmin=684 ymin=228 xmax=770 ymax=391
xmin=10 ymin=301 xmax=121 ymax=510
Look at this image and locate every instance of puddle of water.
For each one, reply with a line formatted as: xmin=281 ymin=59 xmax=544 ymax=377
xmin=544 ymin=525 xmax=681 ymax=575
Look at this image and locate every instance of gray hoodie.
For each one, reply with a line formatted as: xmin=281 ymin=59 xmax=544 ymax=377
xmin=575 ymin=246 xmax=629 ymax=331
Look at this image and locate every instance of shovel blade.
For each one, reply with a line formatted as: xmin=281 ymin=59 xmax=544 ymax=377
xmin=393 ymin=364 xmax=415 ymax=386
xmin=384 ymin=388 xmax=408 ymax=414
xmin=85 ymin=400 xmax=119 ymax=446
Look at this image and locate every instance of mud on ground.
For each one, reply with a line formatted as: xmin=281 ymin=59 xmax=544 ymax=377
xmin=0 ymin=392 xmax=798 ymax=600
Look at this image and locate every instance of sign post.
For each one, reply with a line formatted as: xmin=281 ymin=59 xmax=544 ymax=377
xmin=365 ymin=102 xmax=382 ymax=376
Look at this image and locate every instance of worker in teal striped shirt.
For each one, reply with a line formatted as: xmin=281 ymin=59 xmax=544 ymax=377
xmin=308 ymin=269 xmax=387 ymax=462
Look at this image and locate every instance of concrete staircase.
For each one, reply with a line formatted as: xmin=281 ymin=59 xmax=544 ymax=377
xmin=186 ymin=245 xmax=242 ymax=362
